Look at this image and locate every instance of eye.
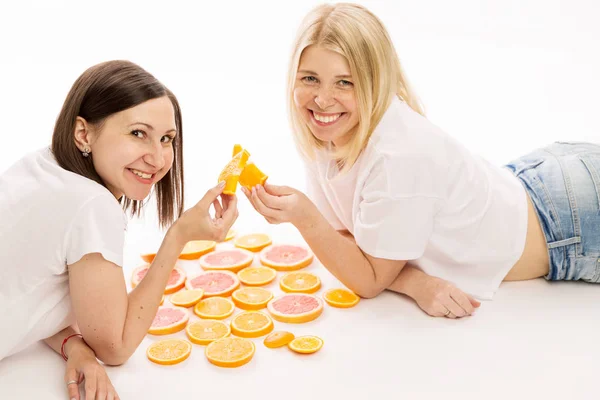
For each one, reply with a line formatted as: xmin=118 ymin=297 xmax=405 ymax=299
xmin=338 ymin=80 xmax=353 ymax=88
xmin=130 ymin=129 xmax=145 ymax=138
xmin=301 ymin=76 xmax=319 ymax=85
xmin=161 ymin=135 xmax=175 ymax=143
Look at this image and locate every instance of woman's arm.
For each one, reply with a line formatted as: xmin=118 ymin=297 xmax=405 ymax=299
xmin=68 ymin=184 xmax=237 ymax=365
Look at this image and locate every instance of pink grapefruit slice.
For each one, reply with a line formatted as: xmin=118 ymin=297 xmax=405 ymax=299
xmin=259 ymin=244 xmax=313 ymax=271
xmin=199 ymin=248 xmax=254 ymax=273
xmin=131 ymin=265 xmax=186 ymax=294
xmin=148 ymin=306 xmax=189 ymax=335
xmin=185 ymin=270 xmax=240 ymax=297
xmin=267 ymin=293 xmax=324 ymax=324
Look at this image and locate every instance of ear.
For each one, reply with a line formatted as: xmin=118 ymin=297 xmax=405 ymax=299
xmin=73 ymin=117 xmax=94 ymax=152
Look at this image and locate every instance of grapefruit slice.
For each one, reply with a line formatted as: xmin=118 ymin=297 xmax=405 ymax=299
xmin=237 ymin=266 xmax=277 ymax=286
xmin=205 ymin=337 xmax=255 ymax=368
xmin=267 ymin=293 xmax=324 ymax=324
xmin=264 ymin=331 xmax=295 ymax=348
xmin=234 ymin=233 xmax=272 ymax=252
xmin=259 ymin=244 xmax=313 ymax=271
xmin=230 ymin=311 xmax=274 ymax=338
xmin=219 ymin=149 xmax=250 ymax=195
xmin=239 ymin=162 xmax=268 ymax=190
xmin=148 ymin=306 xmax=189 ymax=335
xmin=279 ymin=271 xmax=321 ymax=294
xmin=131 ymin=265 xmax=186 ymax=294
xmin=194 ymin=297 xmax=235 ymax=320
xmin=169 ymin=289 xmax=204 ymax=308
xmin=288 ymin=335 xmax=323 ymax=354
xmin=323 ymin=288 xmax=360 ymax=308
xmin=186 ymin=320 xmax=231 ymax=345
xmin=185 ymin=271 xmax=240 ymax=297
xmin=179 ymin=240 xmax=216 ymax=260
xmin=232 ymin=287 xmax=274 ymax=310
xmin=147 ymin=339 xmax=192 ymax=365
xmin=199 ymin=248 xmax=254 ymax=273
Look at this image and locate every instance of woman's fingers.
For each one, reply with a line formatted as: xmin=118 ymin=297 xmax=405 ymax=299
xmin=64 ymin=368 xmax=80 ymax=400
xmin=250 ymin=187 xmax=279 ymax=219
xmin=255 ymin=185 xmax=284 ymax=210
xmin=450 ymin=289 xmax=474 ymax=315
xmin=212 ymin=199 xmax=223 ymax=219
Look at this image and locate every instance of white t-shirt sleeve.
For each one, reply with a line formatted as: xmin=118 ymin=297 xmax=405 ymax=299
xmin=65 ymin=194 xmax=126 ymax=267
xmin=304 ymin=163 xmax=345 ymax=230
xmin=354 ymin=155 xmax=443 ymax=260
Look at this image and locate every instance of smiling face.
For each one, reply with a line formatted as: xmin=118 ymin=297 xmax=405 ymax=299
xmin=293 ymin=45 xmax=359 ymax=147
xmin=80 ymin=96 xmax=177 ymax=200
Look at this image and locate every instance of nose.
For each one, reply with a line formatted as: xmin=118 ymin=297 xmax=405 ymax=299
xmin=314 ymin=87 xmax=336 ymax=110
xmin=143 ymin=141 xmax=166 ymax=171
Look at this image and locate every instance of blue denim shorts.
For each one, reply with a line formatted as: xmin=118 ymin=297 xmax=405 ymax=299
xmin=504 ymin=142 xmax=600 ymax=282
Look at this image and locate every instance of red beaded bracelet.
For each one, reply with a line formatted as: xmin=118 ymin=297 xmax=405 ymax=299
xmin=60 ymin=333 xmax=84 ymax=361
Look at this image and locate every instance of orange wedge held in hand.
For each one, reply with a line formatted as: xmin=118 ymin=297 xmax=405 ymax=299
xmin=219 ymin=147 xmax=250 ymax=195
xmin=239 ymin=162 xmax=268 ymax=190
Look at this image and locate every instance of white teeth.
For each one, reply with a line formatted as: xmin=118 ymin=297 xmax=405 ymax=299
xmin=131 ymin=169 xmax=152 ymax=179
xmin=313 ymin=112 xmax=341 ymax=123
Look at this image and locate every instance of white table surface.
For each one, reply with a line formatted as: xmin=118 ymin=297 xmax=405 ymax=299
xmin=1 ymin=220 xmax=598 ymax=400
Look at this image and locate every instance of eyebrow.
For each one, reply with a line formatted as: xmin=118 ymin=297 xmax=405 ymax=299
xmin=298 ymin=70 xmax=353 ymax=79
xmin=129 ymin=122 xmax=177 ymax=134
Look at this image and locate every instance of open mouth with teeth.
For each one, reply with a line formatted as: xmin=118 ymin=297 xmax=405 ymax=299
xmin=310 ymin=110 xmax=346 ymax=126
xmin=127 ymin=168 xmax=155 ymax=183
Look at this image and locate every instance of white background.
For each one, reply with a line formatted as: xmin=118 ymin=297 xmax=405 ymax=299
xmin=1 ymin=1 xmax=599 ymax=399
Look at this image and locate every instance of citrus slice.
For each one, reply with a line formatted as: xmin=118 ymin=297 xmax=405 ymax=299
xmin=185 ymin=271 xmax=240 ymax=297
xmin=288 ymin=335 xmax=323 ymax=354
xmin=147 ymin=339 xmax=192 ymax=365
xmin=239 ymin=162 xmax=268 ymax=190
xmin=237 ymin=266 xmax=277 ymax=286
xmin=224 ymin=229 xmax=236 ymax=242
xmin=169 ymin=289 xmax=204 ymax=308
xmin=234 ymin=233 xmax=272 ymax=252
xmin=263 ymin=331 xmax=295 ymax=348
xmin=160 ymin=295 xmax=165 ymax=305
xmin=279 ymin=271 xmax=321 ymax=294
xmin=230 ymin=311 xmax=274 ymax=338
xmin=232 ymin=287 xmax=274 ymax=310
xmin=267 ymin=293 xmax=324 ymax=324
xmin=259 ymin=244 xmax=313 ymax=271
xmin=185 ymin=320 xmax=231 ymax=345
xmin=205 ymin=337 xmax=255 ymax=368
xmin=148 ymin=306 xmax=189 ymax=335
xmin=131 ymin=265 xmax=186 ymax=294
xmin=199 ymin=248 xmax=254 ymax=273
xmin=232 ymin=144 xmax=243 ymax=157
xmin=140 ymin=252 xmax=156 ymax=263
xmin=218 ymin=149 xmax=250 ymax=195
xmin=179 ymin=240 xmax=216 ymax=260
xmin=323 ymin=288 xmax=360 ymax=308
xmin=194 ymin=297 xmax=235 ymax=320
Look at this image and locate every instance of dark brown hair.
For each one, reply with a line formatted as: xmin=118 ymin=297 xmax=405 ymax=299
xmin=51 ymin=60 xmax=184 ymax=228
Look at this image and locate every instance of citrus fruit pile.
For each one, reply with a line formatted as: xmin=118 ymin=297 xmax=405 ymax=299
xmin=137 ymin=230 xmax=360 ymax=367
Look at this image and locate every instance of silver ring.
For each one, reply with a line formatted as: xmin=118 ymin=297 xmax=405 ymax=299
xmin=66 ymin=380 xmax=79 ymax=386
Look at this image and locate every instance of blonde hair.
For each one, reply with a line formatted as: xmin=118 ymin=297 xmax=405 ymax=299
xmin=287 ymin=3 xmax=425 ymax=172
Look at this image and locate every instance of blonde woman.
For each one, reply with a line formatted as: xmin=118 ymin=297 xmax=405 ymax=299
xmin=244 ymin=3 xmax=600 ymax=318
xmin=0 ymin=60 xmax=238 ymax=399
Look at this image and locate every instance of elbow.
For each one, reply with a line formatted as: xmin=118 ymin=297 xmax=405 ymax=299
xmin=354 ymin=283 xmax=386 ymax=299
xmin=89 ymin=342 xmax=133 ymax=366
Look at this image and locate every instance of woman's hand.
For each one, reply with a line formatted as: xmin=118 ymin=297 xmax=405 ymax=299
xmin=65 ymin=346 xmax=119 ymax=400
xmin=241 ymin=183 xmax=316 ymax=229
xmin=413 ymin=275 xmax=481 ymax=318
xmin=174 ymin=181 xmax=238 ymax=243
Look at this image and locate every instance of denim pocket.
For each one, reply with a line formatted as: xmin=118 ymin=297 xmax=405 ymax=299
xmin=579 ymin=154 xmax=600 ymax=209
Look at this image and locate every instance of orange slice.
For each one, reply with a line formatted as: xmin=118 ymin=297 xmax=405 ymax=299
xmin=131 ymin=265 xmax=186 ymax=295
xmin=264 ymin=331 xmax=295 ymax=348
xmin=185 ymin=270 xmax=240 ymax=297
xmin=232 ymin=287 xmax=274 ymax=310
xmin=194 ymin=297 xmax=235 ymax=320
xmin=218 ymin=149 xmax=250 ymax=195
xmin=205 ymin=337 xmax=255 ymax=368
xmin=140 ymin=252 xmax=156 ymax=263
xmin=288 ymin=335 xmax=323 ymax=354
xmin=267 ymin=293 xmax=324 ymax=324
xmin=323 ymin=288 xmax=360 ymax=308
xmin=237 ymin=266 xmax=277 ymax=286
xmin=148 ymin=306 xmax=189 ymax=335
xmin=160 ymin=295 xmax=165 ymax=305
xmin=279 ymin=271 xmax=321 ymax=294
xmin=179 ymin=240 xmax=216 ymax=260
xmin=239 ymin=162 xmax=268 ymax=190
xmin=199 ymin=248 xmax=254 ymax=273
xmin=147 ymin=339 xmax=192 ymax=365
xmin=259 ymin=244 xmax=313 ymax=271
xmin=224 ymin=229 xmax=236 ymax=242
xmin=232 ymin=144 xmax=243 ymax=157
xmin=234 ymin=233 xmax=272 ymax=252
xmin=186 ymin=320 xmax=231 ymax=345
xmin=170 ymin=289 xmax=204 ymax=308
xmin=230 ymin=311 xmax=274 ymax=338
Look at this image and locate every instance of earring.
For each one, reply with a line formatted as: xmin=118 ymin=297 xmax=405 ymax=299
xmin=82 ymin=147 xmax=90 ymax=157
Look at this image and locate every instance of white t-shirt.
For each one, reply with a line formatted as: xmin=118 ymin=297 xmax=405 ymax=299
xmin=306 ymin=97 xmax=528 ymax=300
xmin=0 ymin=148 xmax=126 ymax=360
